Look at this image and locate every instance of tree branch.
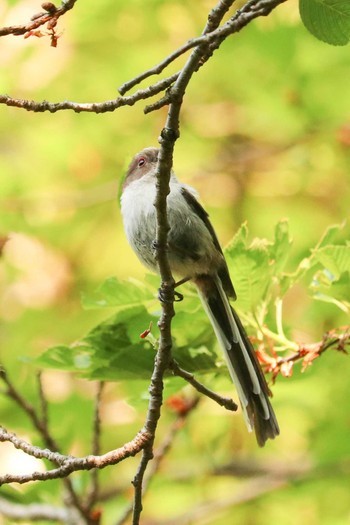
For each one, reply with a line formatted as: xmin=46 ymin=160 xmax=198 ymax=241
xmin=84 ymin=382 xmax=104 ymax=513
xmin=0 ymin=74 xmax=178 ymax=114
xmin=0 ymin=427 xmax=151 ymax=486
xmin=0 ymin=367 xmax=87 ymax=520
xmin=257 ymin=325 xmax=350 ymax=381
xmin=169 ymin=359 xmax=238 ymax=411
xmin=129 ymin=2 xmax=288 ymax=521
xmin=0 ymin=0 xmax=78 ymax=47
xmin=0 ymin=498 xmax=72 ymax=522
xmin=0 ymin=367 xmax=57 ymax=450
xmin=0 ymin=0 xmax=288 ymax=114
xmin=116 ymin=398 xmax=200 ymax=525
xmin=0 ymin=0 xmax=290 ymax=521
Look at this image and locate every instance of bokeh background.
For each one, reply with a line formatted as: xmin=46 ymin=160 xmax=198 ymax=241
xmin=0 ymin=0 xmax=350 ymax=524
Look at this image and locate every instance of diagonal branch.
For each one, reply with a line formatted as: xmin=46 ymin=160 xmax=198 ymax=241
xmin=169 ymin=359 xmax=238 ymax=411
xmin=0 ymin=74 xmax=178 ymax=114
xmin=0 ymin=368 xmax=57 ymax=450
xmin=0 ymin=367 xmax=95 ymax=521
xmin=0 ymin=0 xmax=288 ymax=115
xmin=116 ymin=398 xmax=200 ymax=525
xmin=0 ymin=0 xmax=78 ymax=39
xmin=257 ymin=325 xmax=350 ymax=381
xmin=0 ymin=426 xmax=151 ymax=486
xmin=0 ymin=498 xmax=72 ymax=522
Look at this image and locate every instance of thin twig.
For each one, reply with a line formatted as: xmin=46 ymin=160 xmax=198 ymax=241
xmin=169 ymin=359 xmax=238 ymax=411
xmin=0 ymin=74 xmax=178 ymax=114
xmin=85 ymin=382 xmax=105 ymax=512
xmin=0 ymin=368 xmax=56 ymax=449
xmin=0 ymin=0 xmax=288 ymax=115
xmin=0 ymin=426 xmax=70 ymax=464
xmin=116 ymin=399 xmax=200 ymax=525
xmin=0 ymin=0 xmax=78 ymax=38
xmin=0 ymin=498 xmax=72 ymax=522
xmin=36 ymin=371 xmax=49 ymax=428
xmin=0 ymin=427 xmax=151 ymax=486
xmin=257 ymin=325 xmax=350 ymax=381
xmin=144 ymin=0 xmax=288 ymax=113
xmin=130 ymin=95 xmax=182 ymax=525
xmin=119 ymin=0 xmax=237 ymax=96
xmin=0 ymin=367 xmax=87 ymax=519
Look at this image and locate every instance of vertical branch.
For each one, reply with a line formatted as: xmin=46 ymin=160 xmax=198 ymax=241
xmin=85 ymin=382 xmax=104 ymax=513
xmin=130 ymin=2 xmax=239 ymax=523
xmin=116 ymin=399 xmax=200 ymax=525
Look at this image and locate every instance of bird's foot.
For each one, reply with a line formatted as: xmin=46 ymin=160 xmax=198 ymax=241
xmin=157 ymin=288 xmax=184 ymax=303
xmin=174 ymin=290 xmax=184 ymax=302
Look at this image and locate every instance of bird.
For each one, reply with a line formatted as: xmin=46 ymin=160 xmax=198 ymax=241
xmin=120 ymin=147 xmax=279 ymax=446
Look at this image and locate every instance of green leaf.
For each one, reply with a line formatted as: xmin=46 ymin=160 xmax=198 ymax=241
xmin=225 ymin=221 xmax=294 ymax=306
xmin=37 ymin=301 xmax=219 ymax=382
xmin=225 ymin=227 xmax=273 ymax=310
xmin=81 ymin=276 xmax=155 ymax=310
xmin=308 ymin=242 xmax=350 ymax=312
xmin=269 ymin=219 xmax=293 ymax=275
xmin=280 ymin=223 xmax=347 ymax=295
xmin=299 ymin=0 xmax=350 ymax=46
xmin=316 ymin=221 xmax=346 ymax=249
xmin=313 ymin=244 xmax=350 ymax=278
xmin=37 ymin=305 xmax=158 ymax=379
xmin=311 ymin=270 xmax=350 ymax=312
xmin=37 ymin=222 xmax=350 ymax=388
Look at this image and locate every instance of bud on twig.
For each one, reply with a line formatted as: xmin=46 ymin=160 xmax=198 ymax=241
xmin=42 ymin=2 xmax=57 ymax=13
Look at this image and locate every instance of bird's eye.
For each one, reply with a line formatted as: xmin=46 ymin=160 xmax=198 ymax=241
xmin=138 ymin=157 xmax=146 ymax=167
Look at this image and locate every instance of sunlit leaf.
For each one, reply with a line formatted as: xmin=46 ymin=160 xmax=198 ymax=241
xmin=311 ymin=270 xmax=350 ymax=312
xmin=312 ymin=245 xmax=350 ymax=278
xmin=81 ymin=276 xmax=155 ymax=310
xmin=269 ymin=219 xmax=293 ymax=275
xmin=37 ymin=300 xmax=220 ymax=382
xmin=280 ymin=223 xmax=348 ymax=295
xmin=225 ymin=225 xmax=273 ymax=310
xmin=316 ymin=221 xmax=346 ymax=249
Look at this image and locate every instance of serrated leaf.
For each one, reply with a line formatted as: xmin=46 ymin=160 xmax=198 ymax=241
xmin=224 ymin=222 xmax=249 ymax=254
xmin=280 ymin=223 xmax=348 ymax=294
xmin=37 ymin=299 xmax=219 ymax=382
xmin=316 ymin=221 xmax=346 ymax=249
xmin=269 ymin=219 xmax=293 ymax=274
xmin=311 ymin=270 xmax=350 ymax=312
xmin=36 ymin=344 xmax=84 ymax=371
xmin=38 ymin=305 xmax=157 ymax=379
xmin=299 ymin=0 xmax=350 ymax=46
xmin=81 ymin=276 xmax=155 ymax=310
xmin=313 ymin=245 xmax=350 ymax=278
xmin=225 ymin=235 xmax=272 ymax=310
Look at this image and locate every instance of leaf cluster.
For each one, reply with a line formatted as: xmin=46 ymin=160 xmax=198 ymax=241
xmin=36 ymin=220 xmax=350 ymax=391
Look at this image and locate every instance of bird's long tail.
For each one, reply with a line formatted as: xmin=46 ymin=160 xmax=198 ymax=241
xmin=195 ymin=274 xmax=279 ymax=446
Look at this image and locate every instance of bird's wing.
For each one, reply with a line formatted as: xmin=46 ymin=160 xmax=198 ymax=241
xmin=180 ymin=186 xmax=236 ymax=300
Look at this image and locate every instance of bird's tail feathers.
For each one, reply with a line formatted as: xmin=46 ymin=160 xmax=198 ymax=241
xmin=195 ymin=274 xmax=279 ymax=446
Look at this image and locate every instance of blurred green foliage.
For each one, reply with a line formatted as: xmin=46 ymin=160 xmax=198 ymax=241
xmin=1 ymin=1 xmax=350 ymax=524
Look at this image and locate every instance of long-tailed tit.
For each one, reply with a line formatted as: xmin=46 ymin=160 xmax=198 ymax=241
xmin=120 ymin=147 xmax=279 ymax=446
